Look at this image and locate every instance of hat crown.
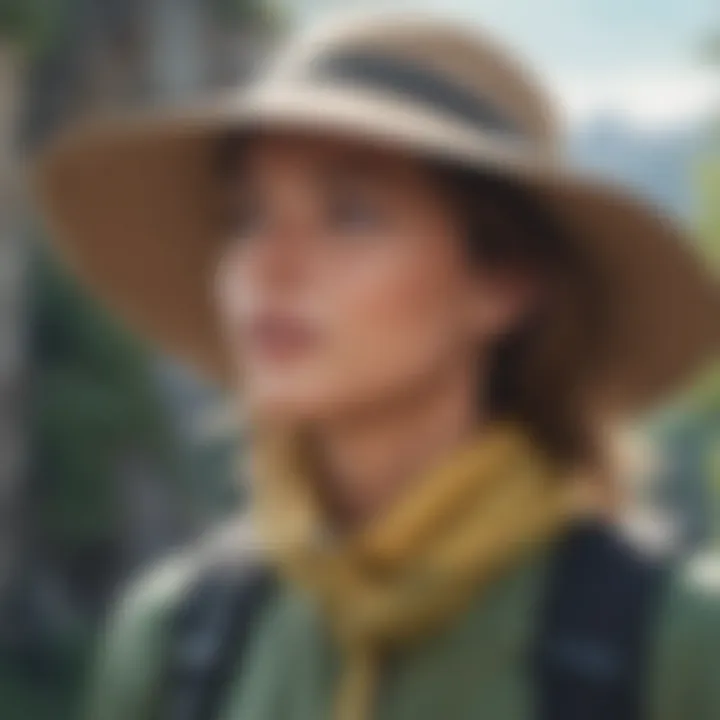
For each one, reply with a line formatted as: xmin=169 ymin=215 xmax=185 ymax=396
xmin=269 ymin=12 xmax=560 ymax=149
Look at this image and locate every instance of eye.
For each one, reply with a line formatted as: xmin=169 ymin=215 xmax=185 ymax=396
xmin=221 ymin=196 xmax=268 ymax=246
xmin=327 ymin=191 xmax=387 ymax=235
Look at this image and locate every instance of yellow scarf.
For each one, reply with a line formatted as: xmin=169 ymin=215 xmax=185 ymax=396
xmin=252 ymin=424 xmax=581 ymax=720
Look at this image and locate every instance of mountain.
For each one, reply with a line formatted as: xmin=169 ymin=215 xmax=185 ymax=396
xmin=569 ymin=114 xmax=715 ymax=219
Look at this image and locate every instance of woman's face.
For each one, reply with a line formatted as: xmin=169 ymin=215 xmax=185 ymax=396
xmin=214 ymin=133 xmax=531 ymax=424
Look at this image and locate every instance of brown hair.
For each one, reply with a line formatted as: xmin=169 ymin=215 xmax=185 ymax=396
xmin=433 ymin=163 xmax=608 ymax=469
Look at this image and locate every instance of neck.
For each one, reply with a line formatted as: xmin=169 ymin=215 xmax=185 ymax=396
xmin=313 ymin=362 xmax=485 ymax=529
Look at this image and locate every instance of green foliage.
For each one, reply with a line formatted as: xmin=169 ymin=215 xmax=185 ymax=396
xmin=646 ymin=143 xmax=720 ymax=548
xmin=0 ymin=0 xmax=60 ymax=53
xmin=210 ymin=0 xmax=287 ymax=31
xmin=0 ymin=0 xmax=37 ymax=42
xmin=31 ymin=246 xmax=179 ymax=551
xmin=695 ymin=158 xmax=720 ymax=542
xmin=0 ymin=620 xmax=91 ymax=720
xmin=695 ymin=157 xmax=720 ymax=267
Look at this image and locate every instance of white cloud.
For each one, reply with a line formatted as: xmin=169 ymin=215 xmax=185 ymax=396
xmin=551 ymin=66 xmax=718 ymax=130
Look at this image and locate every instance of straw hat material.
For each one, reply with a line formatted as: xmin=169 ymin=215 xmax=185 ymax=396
xmin=34 ymin=12 xmax=720 ymax=417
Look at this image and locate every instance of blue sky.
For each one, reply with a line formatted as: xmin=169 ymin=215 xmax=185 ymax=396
xmin=291 ymin=0 xmax=719 ymax=126
xmin=424 ymin=0 xmax=715 ymax=72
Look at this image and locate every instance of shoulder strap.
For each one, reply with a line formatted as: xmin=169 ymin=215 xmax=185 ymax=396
xmin=156 ymin=561 xmax=275 ymax=720
xmin=533 ymin=522 xmax=669 ymax=720
xmin=156 ymin=522 xmax=668 ymax=720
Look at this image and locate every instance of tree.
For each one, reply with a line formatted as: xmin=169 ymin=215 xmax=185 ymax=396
xmin=1 ymin=3 xmax=285 ymax=717
xmin=650 ymin=30 xmax=720 ymax=551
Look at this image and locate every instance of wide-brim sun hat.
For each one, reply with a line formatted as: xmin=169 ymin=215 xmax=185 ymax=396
xmin=34 ymin=11 xmax=720 ymax=418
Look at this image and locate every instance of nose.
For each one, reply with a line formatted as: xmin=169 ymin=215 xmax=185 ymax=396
xmin=215 ymin=221 xmax=312 ymax=329
xmin=252 ymin=217 xmax=314 ymax=292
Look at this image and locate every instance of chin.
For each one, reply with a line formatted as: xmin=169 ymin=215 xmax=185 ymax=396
xmin=244 ymin=384 xmax=342 ymax=426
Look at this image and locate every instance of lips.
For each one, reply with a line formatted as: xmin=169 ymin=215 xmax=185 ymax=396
xmin=245 ymin=311 xmax=320 ymax=361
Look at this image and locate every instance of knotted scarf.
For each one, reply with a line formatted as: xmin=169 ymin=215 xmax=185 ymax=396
xmin=252 ymin=424 xmax=582 ymax=720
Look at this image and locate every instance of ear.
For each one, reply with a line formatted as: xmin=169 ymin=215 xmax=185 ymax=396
xmin=467 ymin=267 xmax=544 ymax=341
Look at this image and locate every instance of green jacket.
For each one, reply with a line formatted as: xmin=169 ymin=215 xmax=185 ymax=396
xmin=88 ymin=532 xmax=720 ymax=720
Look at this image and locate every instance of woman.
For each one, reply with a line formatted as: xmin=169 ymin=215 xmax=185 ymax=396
xmin=35 ymin=11 xmax=720 ymax=720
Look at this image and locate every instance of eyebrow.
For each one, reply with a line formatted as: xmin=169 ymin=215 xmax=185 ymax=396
xmin=318 ymin=155 xmax=395 ymax=189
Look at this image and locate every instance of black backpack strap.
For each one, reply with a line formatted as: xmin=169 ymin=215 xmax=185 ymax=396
xmin=533 ymin=521 xmax=669 ymax=720
xmin=156 ymin=522 xmax=667 ymax=720
xmin=157 ymin=561 xmax=275 ymax=720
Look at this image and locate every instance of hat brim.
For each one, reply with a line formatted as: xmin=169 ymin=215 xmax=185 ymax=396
xmin=34 ymin=84 xmax=720 ymax=417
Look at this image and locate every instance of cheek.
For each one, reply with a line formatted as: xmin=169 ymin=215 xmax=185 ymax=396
xmin=322 ymin=236 xmax=473 ymax=400
xmin=215 ymin=229 xmax=476 ymax=422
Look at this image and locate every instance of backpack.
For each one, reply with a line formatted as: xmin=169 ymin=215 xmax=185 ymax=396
xmin=156 ymin=521 xmax=668 ymax=720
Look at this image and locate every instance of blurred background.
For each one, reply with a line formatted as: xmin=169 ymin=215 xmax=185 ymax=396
xmin=0 ymin=0 xmax=717 ymax=718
